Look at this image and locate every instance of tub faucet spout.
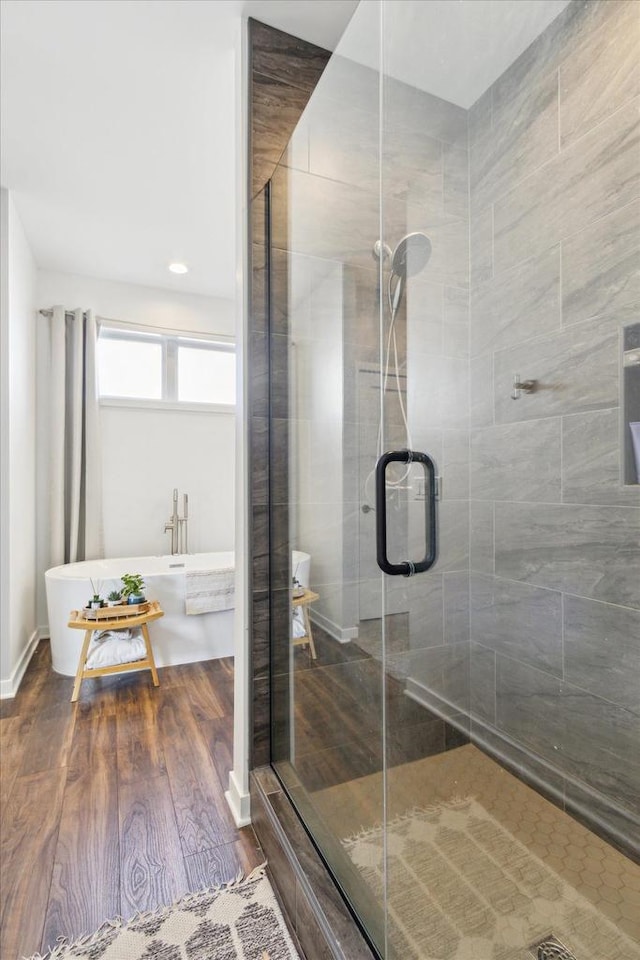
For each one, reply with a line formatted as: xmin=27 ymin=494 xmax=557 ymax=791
xmin=164 ymin=488 xmax=180 ymax=555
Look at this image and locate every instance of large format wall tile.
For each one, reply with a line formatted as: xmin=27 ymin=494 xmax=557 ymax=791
xmin=470 ymin=354 xmax=493 ymax=428
xmin=494 ymin=96 xmax=639 ymax=273
xmin=442 ymin=430 xmax=469 ymax=501
xmin=470 ymin=418 xmax=561 ymax=502
xmin=406 ymin=278 xmax=444 ymax=358
xmin=251 ymin=20 xmax=330 ymax=92
xmin=442 ymin=642 xmax=470 ymax=715
xmin=470 ymin=573 xmax=563 ymax=677
xmin=409 ymin=354 xmax=469 ymax=431
xmin=562 ymin=201 xmax=640 ymax=326
xmin=496 ymin=657 xmax=640 ymax=813
xmin=495 ymin=657 xmax=563 ymax=770
xmin=252 ymin=72 xmax=312 ymax=174
xmin=404 ymin=210 xmax=469 ymax=290
xmin=559 ymin=0 xmax=640 ymax=148
xmin=562 ymin=408 xmax=640 ymax=506
xmin=470 ymin=246 xmax=561 ymax=357
xmin=385 ymin=74 xmax=468 ymax=148
xmin=470 ymin=500 xmax=494 ymax=575
xmin=495 ymin=501 xmax=640 ymax=608
xmin=437 ymin=500 xmax=470 ymax=574
xmin=308 ymin=95 xmax=378 ymax=193
xmin=564 ymin=594 xmax=640 ymax=715
xmin=470 ymin=206 xmax=493 ymax=286
xmin=469 ymin=642 xmax=496 ymax=725
xmin=408 ymin=573 xmax=444 ymax=650
xmin=443 ymin=286 xmax=469 ymax=359
xmin=470 ymin=67 xmax=559 ymax=214
xmin=444 ymin=145 xmax=469 ymax=222
xmin=493 ymin=312 xmax=621 ymax=424
xmin=443 ymin=572 xmax=470 ymax=645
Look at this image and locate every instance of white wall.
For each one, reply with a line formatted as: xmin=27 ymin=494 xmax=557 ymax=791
xmin=36 ymin=271 xmax=236 ymax=628
xmin=0 ymin=189 xmax=39 ymax=697
xmin=37 ymin=269 xmax=235 ymax=337
xmin=101 ymin=405 xmax=235 ymax=559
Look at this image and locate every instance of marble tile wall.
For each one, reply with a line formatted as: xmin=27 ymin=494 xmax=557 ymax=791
xmin=468 ymin=0 xmax=640 ymax=853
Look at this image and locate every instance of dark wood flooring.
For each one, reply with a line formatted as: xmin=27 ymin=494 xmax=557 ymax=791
xmin=288 ymin=619 xmax=465 ymax=795
xmin=0 ymin=643 xmax=264 ymax=960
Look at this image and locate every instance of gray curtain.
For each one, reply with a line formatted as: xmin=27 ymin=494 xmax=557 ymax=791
xmin=49 ymin=306 xmax=103 ymax=565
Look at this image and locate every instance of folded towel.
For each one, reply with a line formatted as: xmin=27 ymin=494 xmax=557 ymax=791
xmin=292 ymin=608 xmax=306 ymax=639
xmin=185 ymin=567 xmax=235 ymax=615
xmin=86 ymin=628 xmax=146 ymax=668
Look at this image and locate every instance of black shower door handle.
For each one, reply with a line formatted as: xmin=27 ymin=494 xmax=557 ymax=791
xmin=375 ymin=450 xmax=437 ymax=576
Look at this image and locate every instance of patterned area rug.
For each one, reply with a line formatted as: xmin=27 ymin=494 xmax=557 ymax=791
xmin=343 ymin=798 xmax=640 ymax=960
xmin=26 ymin=867 xmax=300 ymax=960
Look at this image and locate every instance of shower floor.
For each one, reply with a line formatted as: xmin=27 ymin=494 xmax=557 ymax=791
xmin=310 ymin=745 xmax=640 ymax=959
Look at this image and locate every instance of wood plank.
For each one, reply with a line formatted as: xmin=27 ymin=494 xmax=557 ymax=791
xmin=0 ymin=714 xmax=33 ymax=811
xmin=19 ymin=702 xmax=77 ymax=776
xmin=41 ymin=750 xmax=120 ymax=951
xmin=183 ymin=830 xmax=265 ymax=891
xmin=199 ymin=715 xmax=234 ymax=787
xmin=0 ymin=769 xmax=67 ymax=959
xmin=208 ymin=657 xmax=234 ymax=716
xmin=183 ymin=663 xmax=228 ymax=722
xmin=119 ymin=774 xmax=188 ymax=918
xmin=158 ymin=697 xmax=238 ymax=855
xmin=116 ymin=710 xmax=167 ymax=785
xmin=67 ymin=710 xmax=116 ymax=775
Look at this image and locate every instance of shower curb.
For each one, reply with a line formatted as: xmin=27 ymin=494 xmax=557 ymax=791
xmin=251 ymin=768 xmax=377 ymax=960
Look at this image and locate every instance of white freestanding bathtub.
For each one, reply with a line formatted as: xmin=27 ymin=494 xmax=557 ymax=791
xmin=45 ymin=550 xmax=311 ymax=676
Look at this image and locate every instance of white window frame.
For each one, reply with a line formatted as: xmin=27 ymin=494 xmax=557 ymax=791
xmin=97 ymin=321 xmax=236 ymax=413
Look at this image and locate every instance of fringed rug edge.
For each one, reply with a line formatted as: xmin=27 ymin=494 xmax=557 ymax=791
xmin=25 ymin=862 xmax=268 ymax=960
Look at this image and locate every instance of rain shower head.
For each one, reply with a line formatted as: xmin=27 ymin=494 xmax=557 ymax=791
xmin=391 ymin=232 xmax=432 ymax=278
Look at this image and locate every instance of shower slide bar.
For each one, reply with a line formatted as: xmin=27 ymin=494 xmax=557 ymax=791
xmin=375 ymin=449 xmax=437 ymax=576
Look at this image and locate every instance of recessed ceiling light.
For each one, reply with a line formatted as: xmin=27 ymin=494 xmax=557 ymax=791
xmin=168 ymin=262 xmax=189 ymax=274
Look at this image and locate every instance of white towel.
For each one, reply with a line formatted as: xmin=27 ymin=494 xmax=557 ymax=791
xmin=292 ymin=608 xmax=306 ymax=639
xmin=87 ymin=628 xmax=146 ymax=667
xmin=185 ymin=567 xmax=235 ymax=615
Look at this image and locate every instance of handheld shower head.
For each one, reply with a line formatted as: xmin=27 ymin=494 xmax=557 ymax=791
xmin=391 ymin=231 xmax=432 ymax=278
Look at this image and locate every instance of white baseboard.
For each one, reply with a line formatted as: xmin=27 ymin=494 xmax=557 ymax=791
xmin=38 ymin=623 xmax=50 ymax=639
xmin=226 ymin=769 xmax=252 ymax=827
xmin=309 ymin=608 xmax=358 ymax=643
xmin=0 ymin=628 xmax=40 ymax=699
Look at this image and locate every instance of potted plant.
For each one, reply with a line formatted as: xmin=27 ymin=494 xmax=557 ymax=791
xmin=121 ymin=573 xmax=146 ymax=605
xmin=107 ymin=589 xmax=123 ymax=607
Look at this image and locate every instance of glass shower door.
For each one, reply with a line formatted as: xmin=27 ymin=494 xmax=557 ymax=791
xmin=268 ymin=1 xmax=389 ymax=952
xmin=377 ymin=2 xmax=640 ymax=959
xmin=269 ymin=0 xmax=640 ymax=958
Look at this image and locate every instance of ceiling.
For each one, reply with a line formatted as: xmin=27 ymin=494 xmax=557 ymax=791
xmin=340 ymin=0 xmax=571 ymax=109
xmin=1 ymin=0 xmax=569 ymax=301
xmin=0 ymin=0 xmax=358 ymax=300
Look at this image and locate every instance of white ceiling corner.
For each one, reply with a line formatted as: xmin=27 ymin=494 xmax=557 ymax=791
xmin=1 ymin=0 xmax=570 ymax=299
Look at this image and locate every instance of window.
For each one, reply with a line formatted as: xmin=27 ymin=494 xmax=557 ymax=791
xmin=97 ymin=326 xmax=235 ymax=408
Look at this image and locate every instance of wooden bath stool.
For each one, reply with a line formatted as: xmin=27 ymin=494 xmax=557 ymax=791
xmin=292 ymin=589 xmax=319 ymax=659
xmin=68 ymin=600 xmax=164 ymax=702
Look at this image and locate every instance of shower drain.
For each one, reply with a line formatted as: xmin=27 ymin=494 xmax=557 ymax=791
xmin=530 ymin=935 xmax=578 ymax=960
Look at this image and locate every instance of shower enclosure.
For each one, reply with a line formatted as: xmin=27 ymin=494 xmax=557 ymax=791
xmin=265 ymin=1 xmax=640 ymax=957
